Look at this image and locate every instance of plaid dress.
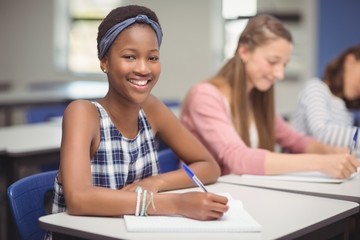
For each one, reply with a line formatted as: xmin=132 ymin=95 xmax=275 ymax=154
xmin=52 ymin=101 xmax=160 ymax=214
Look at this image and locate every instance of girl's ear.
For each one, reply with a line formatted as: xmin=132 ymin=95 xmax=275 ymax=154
xmin=100 ymin=57 xmax=109 ymax=73
xmin=345 ymin=53 xmax=356 ymax=67
xmin=237 ymin=44 xmax=249 ymax=63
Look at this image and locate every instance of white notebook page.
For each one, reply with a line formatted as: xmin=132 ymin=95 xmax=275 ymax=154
xmin=124 ymin=193 xmax=261 ymax=232
xmin=241 ymin=170 xmax=359 ymax=183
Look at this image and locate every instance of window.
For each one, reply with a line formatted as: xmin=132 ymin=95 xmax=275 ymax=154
xmin=222 ymin=0 xmax=305 ymax=81
xmin=222 ymin=0 xmax=257 ymax=59
xmin=54 ymin=0 xmax=122 ymax=74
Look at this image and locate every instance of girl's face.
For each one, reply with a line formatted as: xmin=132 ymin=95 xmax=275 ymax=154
xmin=343 ymin=54 xmax=360 ymax=100
xmin=239 ymin=38 xmax=292 ymax=93
xmin=101 ymin=24 xmax=161 ymax=105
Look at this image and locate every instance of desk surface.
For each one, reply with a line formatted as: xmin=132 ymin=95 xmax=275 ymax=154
xmin=219 ymin=173 xmax=360 ymax=203
xmin=0 ymin=80 xmax=108 ymax=107
xmin=39 ymin=182 xmax=359 ymax=240
xmin=0 ymin=122 xmax=62 ymax=240
xmin=0 ymin=122 xmax=61 ymax=156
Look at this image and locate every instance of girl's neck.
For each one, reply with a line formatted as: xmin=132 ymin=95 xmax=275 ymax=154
xmin=99 ymin=96 xmax=140 ymax=139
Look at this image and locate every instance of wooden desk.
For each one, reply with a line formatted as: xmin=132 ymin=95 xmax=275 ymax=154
xmin=39 ymin=182 xmax=359 ymax=240
xmin=0 ymin=80 xmax=108 ymax=125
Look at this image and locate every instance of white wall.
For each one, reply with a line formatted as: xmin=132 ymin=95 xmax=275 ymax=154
xmin=0 ymin=0 xmax=58 ymax=84
xmin=257 ymin=0 xmax=317 ymax=116
xmin=0 ymin=0 xmax=316 ymax=114
xmin=123 ymin=0 xmax=224 ymax=101
xmin=0 ymin=0 xmax=223 ymax=103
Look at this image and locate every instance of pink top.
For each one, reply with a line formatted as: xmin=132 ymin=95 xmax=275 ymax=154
xmin=180 ymin=82 xmax=313 ymax=175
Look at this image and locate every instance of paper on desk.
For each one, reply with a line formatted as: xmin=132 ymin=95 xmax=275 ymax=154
xmin=124 ymin=193 xmax=261 ymax=232
xmin=241 ymin=170 xmax=359 ymax=183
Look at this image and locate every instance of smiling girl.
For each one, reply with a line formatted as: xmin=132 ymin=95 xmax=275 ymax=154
xmin=48 ymin=5 xmax=228 ymax=240
xmin=180 ymin=14 xmax=359 ymax=178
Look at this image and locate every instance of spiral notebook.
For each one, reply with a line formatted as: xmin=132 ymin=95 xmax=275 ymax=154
xmin=124 ymin=193 xmax=261 ymax=232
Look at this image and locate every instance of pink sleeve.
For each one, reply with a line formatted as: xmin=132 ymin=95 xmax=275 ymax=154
xmin=275 ymin=115 xmax=313 ymax=153
xmin=181 ymin=83 xmax=267 ymax=175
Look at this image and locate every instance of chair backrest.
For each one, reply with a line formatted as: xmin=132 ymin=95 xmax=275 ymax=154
xmin=26 ymin=104 xmax=67 ymax=123
xmin=7 ymin=170 xmax=57 ymax=240
xmin=158 ymin=148 xmax=180 ymax=173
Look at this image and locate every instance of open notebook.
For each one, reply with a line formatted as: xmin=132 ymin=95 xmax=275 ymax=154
xmin=124 ymin=193 xmax=261 ymax=232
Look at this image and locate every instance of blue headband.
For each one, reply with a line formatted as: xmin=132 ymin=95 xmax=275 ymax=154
xmin=99 ymin=14 xmax=163 ymax=59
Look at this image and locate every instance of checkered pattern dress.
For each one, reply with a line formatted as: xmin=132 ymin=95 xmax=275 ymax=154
xmin=51 ymin=101 xmax=160 ymax=214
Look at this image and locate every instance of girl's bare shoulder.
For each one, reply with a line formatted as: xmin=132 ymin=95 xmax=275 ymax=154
xmin=63 ymin=100 xmax=100 ymax=128
xmin=142 ymin=95 xmax=175 ymax=132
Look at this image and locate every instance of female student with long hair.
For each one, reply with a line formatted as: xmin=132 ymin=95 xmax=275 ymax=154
xmin=180 ymin=14 xmax=359 ymax=178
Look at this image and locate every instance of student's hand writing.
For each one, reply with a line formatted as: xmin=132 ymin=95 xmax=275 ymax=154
xmin=176 ymin=192 xmax=229 ymax=220
xmin=321 ymin=154 xmax=360 ymax=179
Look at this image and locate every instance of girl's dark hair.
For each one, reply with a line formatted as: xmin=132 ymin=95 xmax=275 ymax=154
xmin=323 ymin=45 xmax=360 ymax=108
xmin=97 ymin=5 xmax=161 ymax=59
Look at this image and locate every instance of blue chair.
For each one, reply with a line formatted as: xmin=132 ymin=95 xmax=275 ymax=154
xmin=26 ymin=104 xmax=67 ymax=123
xmin=7 ymin=170 xmax=57 ymax=240
xmin=158 ymin=148 xmax=180 ymax=173
xmin=26 ymin=105 xmax=65 ymax=173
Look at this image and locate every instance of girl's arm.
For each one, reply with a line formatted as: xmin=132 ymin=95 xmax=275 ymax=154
xmin=139 ymin=95 xmax=221 ymax=192
xmin=264 ymin=151 xmax=359 ymax=179
xmin=180 ymin=83 xmax=359 ymax=178
xmin=60 ymin=100 xmax=228 ymax=219
xmin=304 ymin=139 xmax=348 ymax=154
xmin=60 ymin=100 xmax=140 ymax=216
xmin=275 ymin=115 xmax=348 ymax=154
xmin=268 ymin=115 xmax=358 ymax=178
xmin=180 ymin=83 xmax=268 ymax=175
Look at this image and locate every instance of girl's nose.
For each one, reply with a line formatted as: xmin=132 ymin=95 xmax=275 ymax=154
xmin=134 ymin=59 xmax=151 ymax=75
xmin=274 ymin=65 xmax=285 ymax=80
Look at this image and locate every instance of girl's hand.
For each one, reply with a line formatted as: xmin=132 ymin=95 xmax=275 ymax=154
xmin=176 ymin=192 xmax=229 ymax=220
xmin=321 ymin=154 xmax=360 ymax=179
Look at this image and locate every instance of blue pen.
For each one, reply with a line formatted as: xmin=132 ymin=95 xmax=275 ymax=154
xmin=350 ymin=128 xmax=359 ymax=154
xmin=181 ymin=163 xmax=208 ymax=192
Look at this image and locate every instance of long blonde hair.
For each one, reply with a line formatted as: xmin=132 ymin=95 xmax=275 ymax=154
xmin=217 ymin=14 xmax=292 ymax=151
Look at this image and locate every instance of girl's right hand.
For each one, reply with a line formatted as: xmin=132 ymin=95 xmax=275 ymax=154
xmin=321 ymin=154 xmax=360 ymax=179
xmin=176 ymin=192 xmax=229 ymax=220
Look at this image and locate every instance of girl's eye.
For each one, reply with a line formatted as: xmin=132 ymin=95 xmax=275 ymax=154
xmin=267 ymin=59 xmax=277 ymax=65
xmin=123 ymin=55 xmax=136 ymax=60
xmin=149 ymin=56 xmax=159 ymax=62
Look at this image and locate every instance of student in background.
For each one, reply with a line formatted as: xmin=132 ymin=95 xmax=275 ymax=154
xmin=180 ymin=14 xmax=360 ymax=178
xmin=49 ymin=5 xmax=228 ymax=239
xmin=292 ymin=45 xmax=360 ymax=154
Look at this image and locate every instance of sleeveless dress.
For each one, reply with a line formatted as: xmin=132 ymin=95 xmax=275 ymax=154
xmin=51 ymin=101 xmax=160 ymax=213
